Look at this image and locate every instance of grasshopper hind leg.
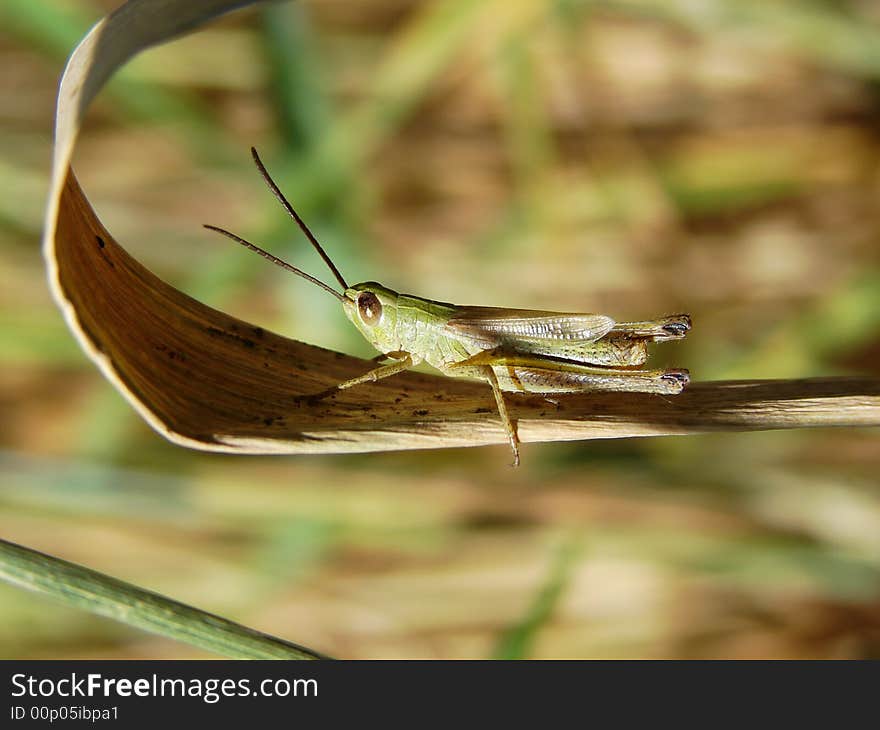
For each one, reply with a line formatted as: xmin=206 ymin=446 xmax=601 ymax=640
xmin=611 ymin=314 xmax=691 ymax=342
xmin=508 ymin=365 xmax=689 ymax=395
xmin=448 ymin=350 xmax=689 ymax=396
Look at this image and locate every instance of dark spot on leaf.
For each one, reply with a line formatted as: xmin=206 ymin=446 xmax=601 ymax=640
xmin=154 ymin=343 xmax=186 ymax=362
xmin=463 ymin=512 xmax=537 ymax=530
xmin=474 ymin=407 xmax=491 ymax=414
xmin=413 ymin=409 xmax=429 ymax=416
xmin=205 ymin=326 xmax=256 ymax=349
xmin=94 ymin=235 xmax=114 ymax=267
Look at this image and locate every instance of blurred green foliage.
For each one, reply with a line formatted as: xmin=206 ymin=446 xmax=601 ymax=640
xmin=0 ymin=0 xmax=878 ymax=658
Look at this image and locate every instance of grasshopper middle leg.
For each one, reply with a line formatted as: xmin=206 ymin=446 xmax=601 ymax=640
xmin=482 ymin=365 xmax=520 ymax=467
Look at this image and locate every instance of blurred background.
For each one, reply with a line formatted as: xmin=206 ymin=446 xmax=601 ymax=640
xmin=1 ymin=0 xmax=879 ymax=658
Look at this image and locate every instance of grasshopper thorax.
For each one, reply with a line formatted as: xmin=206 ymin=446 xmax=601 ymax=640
xmin=343 ymin=282 xmax=401 ymax=354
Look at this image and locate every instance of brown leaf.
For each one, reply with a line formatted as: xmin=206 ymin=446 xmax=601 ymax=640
xmin=43 ymin=0 xmax=880 ymax=459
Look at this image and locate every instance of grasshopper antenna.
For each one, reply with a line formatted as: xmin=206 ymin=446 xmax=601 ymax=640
xmin=250 ymin=146 xmax=349 ymax=291
xmin=204 ymin=224 xmax=346 ymax=303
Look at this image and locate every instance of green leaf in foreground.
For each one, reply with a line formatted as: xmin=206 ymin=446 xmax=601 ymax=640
xmin=0 ymin=538 xmax=327 ymax=660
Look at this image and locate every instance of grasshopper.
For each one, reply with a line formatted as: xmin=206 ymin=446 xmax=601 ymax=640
xmin=206 ymin=148 xmax=691 ymax=466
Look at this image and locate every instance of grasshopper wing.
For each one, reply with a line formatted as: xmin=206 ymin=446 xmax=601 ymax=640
xmin=445 ymin=307 xmax=615 ymax=350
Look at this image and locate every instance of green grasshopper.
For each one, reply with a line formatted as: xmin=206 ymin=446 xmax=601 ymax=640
xmin=206 ymin=148 xmax=691 ymax=466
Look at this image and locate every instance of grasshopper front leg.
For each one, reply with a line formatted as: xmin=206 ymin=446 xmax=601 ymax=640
xmin=302 ymin=352 xmax=415 ymax=403
xmin=331 ymin=353 xmax=526 ymax=465
xmin=335 ymin=352 xmax=414 ymax=391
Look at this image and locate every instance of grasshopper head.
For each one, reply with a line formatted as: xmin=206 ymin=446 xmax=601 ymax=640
xmin=343 ymin=282 xmax=401 ymax=353
xmin=206 ymin=151 xmax=405 ymax=357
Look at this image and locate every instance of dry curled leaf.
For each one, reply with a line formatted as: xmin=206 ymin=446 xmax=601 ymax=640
xmin=44 ymin=0 xmax=880 ymax=458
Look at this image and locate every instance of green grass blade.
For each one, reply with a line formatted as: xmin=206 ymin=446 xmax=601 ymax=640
xmin=492 ymin=537 xmax=581 ymax=660
xmin=260 ymin=2 xmax=331 ymax=156
xmin=0 ymin=538 xmax=327 ymax=660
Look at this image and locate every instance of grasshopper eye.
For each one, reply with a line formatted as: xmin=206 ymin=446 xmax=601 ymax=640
xmin=357 ymin=291 xmax=383 ymax=326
